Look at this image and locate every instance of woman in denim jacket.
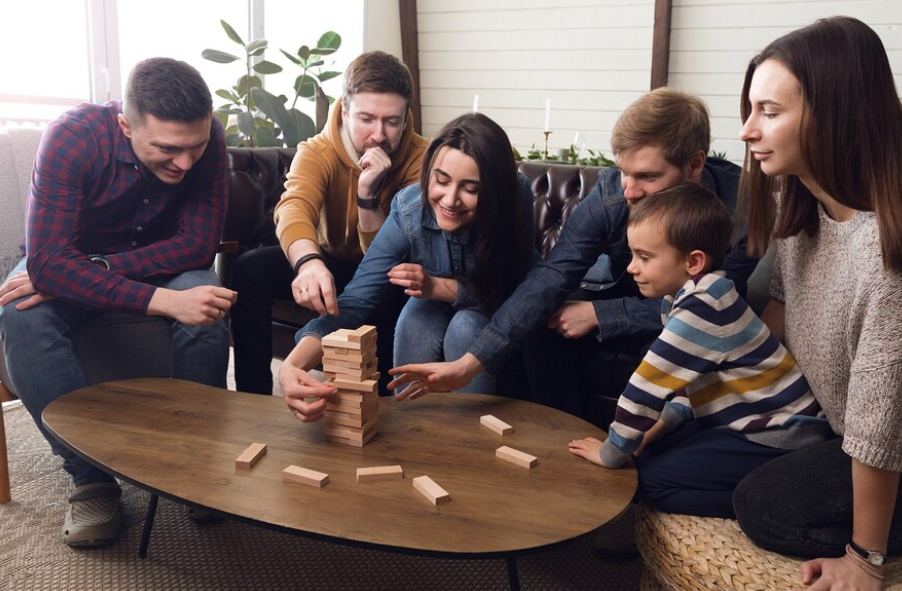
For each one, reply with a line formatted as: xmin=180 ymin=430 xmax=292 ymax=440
xmin=279 ymin=113 xmax=536 ymax=416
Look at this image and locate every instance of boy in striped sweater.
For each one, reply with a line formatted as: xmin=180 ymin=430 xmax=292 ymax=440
xmin=569 ymin=182 xmax=830 ymax=518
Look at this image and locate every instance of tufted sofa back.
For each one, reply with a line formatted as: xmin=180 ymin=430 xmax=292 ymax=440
xmin=221 ymin=148 xmax=604 ymax=263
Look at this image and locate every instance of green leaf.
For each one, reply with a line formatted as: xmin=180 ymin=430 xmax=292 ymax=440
xmin=220 ymin=20 xmax=245 ymax=46
xmin=317 ymin=31 xmax=341 ymax=51
xmin=236 ymin=111 xmax=256 ymax=138
xmin=237 ymin=75 xmax=263 ymax=95
xmin=317 ymin=71 xmax=341 ymax=83
xmin=226 ymin=132 xmax=247 ymax=147
xmin=255 ymin=126 xmax=279 ymax=147
xmin=215 ymin=89 xmax=240 ymax=103
xmin=283 ymin=109 xmax=316 ymax=148
xmin=246 ymin=39 xmax=268 ymax=54
xmin=253 ymin=60 xmax=283 ymax=75
xmin=202 ymin=49 xmax=240 ymax=64
xmin=214 ymin=111 xmax=230 ymax=129
xmin=295 ymin=76 xmax=317 ymax=98
xmin=251 ymin=87 xmax=290 ymax=130
xmin=307 ymin=59 xmax=325 ymax=69
xmin=297 ymin=45 xmax=311 ymax=61
xmin=280 ymin=49 xmax=301 ymax=65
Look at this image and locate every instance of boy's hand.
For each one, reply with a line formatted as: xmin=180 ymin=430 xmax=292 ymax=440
xmin=569 ymin=437 xmax=605 ymax=467
xmin=548 ymin=301 xmax=598 ymax=338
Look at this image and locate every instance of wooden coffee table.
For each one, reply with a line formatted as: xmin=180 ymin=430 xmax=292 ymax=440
xmin=43 ymin=378 xmax=636 ymax=589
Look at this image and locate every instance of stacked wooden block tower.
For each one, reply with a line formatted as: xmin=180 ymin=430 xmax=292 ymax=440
xmin=321 ymin=325 xmax=380 ymax=447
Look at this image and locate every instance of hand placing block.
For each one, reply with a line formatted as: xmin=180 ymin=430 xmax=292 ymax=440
xmin=357 ymin=465 xmax=404 ymax=483
xmin=480 ymin=414 xmax=513 ymax=436
xmin=412 ymin=475 xmax=450 ymax=505
xmin=496 ymin=445 xmax=538 ymax=469
xmin=283 ymin=465 xmax=329 ymax=488
xmin=235 ymin=442 xmax=267 ymax=470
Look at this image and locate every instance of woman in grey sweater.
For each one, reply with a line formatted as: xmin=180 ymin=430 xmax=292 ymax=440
xmin=732 ymin=16 xmax=901 ymax=591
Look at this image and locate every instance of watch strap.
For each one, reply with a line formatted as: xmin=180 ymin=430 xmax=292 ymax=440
xmin=293 ymin=252 xmax=325 ymax=275
xmin=849 ymin=539 xmax=887 ymax=566
xmin=356 ymin=192 xmax=380 ymax=210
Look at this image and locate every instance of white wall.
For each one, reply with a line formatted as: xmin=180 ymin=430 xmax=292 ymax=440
xmin=669 ymin=0 xmax=902 ymax=163
xmin=416 ymin=0 xmax=655 ymax=156
xmin=364 ymin=0 xmax=403 ymax=57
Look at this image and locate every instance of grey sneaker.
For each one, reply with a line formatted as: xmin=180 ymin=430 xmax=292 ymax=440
xmin=593 ymin=504 xmax=638 ymax=559
xmin=63 ymin=482 xmax=122 ymax=547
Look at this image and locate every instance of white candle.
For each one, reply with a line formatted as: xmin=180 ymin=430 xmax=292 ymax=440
xmin=472 ymin=94 xmax=479 ymax=113
xmin=544 ymin=98 xmax=551 ymax=132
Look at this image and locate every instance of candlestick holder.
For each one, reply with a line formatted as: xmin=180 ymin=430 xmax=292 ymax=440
xmin=541 ymin=131 xmax=552 ymax=161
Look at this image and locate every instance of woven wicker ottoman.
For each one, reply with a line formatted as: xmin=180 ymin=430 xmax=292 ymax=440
xmin=636 ymin=504 xmax=902 ymax=590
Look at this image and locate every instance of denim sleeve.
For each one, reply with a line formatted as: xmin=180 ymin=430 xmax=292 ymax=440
xmin=300 ymin=199 xmax=410 ymax=341
xmin=593 ymin=296 xmax=663 ymax=342
xmin=469 ymin=185 xmax=610 ymax=374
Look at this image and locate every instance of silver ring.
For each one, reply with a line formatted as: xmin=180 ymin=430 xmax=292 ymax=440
xmin=290 ymin=408 xmax=299 ymax=416
xmin=301 ymin=287 xmax=308 ymax=293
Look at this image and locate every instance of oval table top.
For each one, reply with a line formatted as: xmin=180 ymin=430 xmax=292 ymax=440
xmin=43 ymin=378 xmax=636 ymax=558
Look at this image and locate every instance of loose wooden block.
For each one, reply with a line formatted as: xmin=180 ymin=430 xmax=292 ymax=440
xmin=332 ymin=378 xmax=379 ymax=393
xmin=412 ymin=475 xmax=450 ymax=505
xmin=322 ymin=331 xmax=363 ymax=350
xmin=282 ymin=465 xmax=329 ymax=487
xmin=496 ymin=445 xmax=538 ymax=468
xmin=235 ymin=442 xmax=267 ymax=469
xmin=356 ymin=465 xmax=404 ymax=483
xmin=348 ymin=325 xmax=377 ymax=343
xmin=480 ymin=414 xmax=513 ymax=436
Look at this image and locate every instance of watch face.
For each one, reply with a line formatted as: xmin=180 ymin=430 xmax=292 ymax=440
xmin=867 ymin=552 xmax=886 ymax=566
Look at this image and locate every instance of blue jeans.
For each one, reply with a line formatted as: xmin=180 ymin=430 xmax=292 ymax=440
xmin=393 ymin=298 xmax=495 ymax=395
xmin=0 ymin=258 xmax=229 ymax=486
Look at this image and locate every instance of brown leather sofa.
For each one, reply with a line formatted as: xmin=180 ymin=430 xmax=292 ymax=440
xmin=220 ymin=149 xmax=622 ymax=424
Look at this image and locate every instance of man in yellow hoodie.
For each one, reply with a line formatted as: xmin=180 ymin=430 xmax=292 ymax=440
xmin=230 ymin=51 xmax=427 ymax=396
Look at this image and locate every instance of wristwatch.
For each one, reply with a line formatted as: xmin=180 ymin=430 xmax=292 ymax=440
xmin=356 ymin=192 xmax=380 ymax=210
xmin=849 ymin=539 xmax=887 ymax=566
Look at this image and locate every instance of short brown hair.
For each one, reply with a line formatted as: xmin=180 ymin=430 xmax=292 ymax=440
xmin=628 ymin=182 xmax=732 ymax=272
xmin=124 ymin=58 xmax=212 ymax=126
xmin=611 ymin=88 xmax=710 ymax=169
xmin=342 ymin=51 xmax=414 ymax=112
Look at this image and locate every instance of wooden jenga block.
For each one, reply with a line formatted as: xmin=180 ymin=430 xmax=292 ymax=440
xmin=496 ymin=445 xmax=538 ymax=468
xmin=325 ymin=422 xmax=377 ymax=442
xmin=324 ymin=410 xmax=365 ymax=429
xmin=332 ymin=391 xmax=378 ymax=408
xmin=480 ymin=414 xmax=513 ymax=436
xmin=322 ymin=330 xmax=363 ymax=351
xmin=326 ymin=428 xmax=376 ymax=447
xmin=322 ymin=362 xmax=378 ymax=381
xmin=282 ymin=465 xmax=329 ymax=487
xmin=323 ymin=348 xmax=375 ymax=364
xmin=331 ymin=378 xmax=378 ymax=393
xmin=235 ymin=442 xmax=267 ymax=469
xmin=348 ymin=325 xmax=377 ymax=343
xmin=325 ymin=397 xmax=379 ymax=416
xmin=412 ymin=475 xmax=450 ymax=505
xmin=357 ymin=465 xmax=404 ymax=482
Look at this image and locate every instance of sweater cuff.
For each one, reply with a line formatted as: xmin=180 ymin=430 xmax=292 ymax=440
xmin=659 ymin=403 xmax=689 ymax=432
xmin=600 ymin=438 xmax=632 ymax=468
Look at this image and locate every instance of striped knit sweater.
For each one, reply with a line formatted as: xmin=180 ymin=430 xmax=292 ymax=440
xmin=600 ymin=272 xmax=831 ymax=469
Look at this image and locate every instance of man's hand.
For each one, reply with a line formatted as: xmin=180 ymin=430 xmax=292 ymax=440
xmin=800 ymin=555 xmax=883 ymax=590
xmin=357 ymin=146 xmax=391 ymax=199
xmin=147 ymin=285 xmax=237 ymax=325
xmin=292 ymin=259 xmax=338 ymax=316
xmin=0 ymin=271 xmax=53 ymax=310
xmin=548 ymin=301 xmax=599 ymax=339
xmin=279 ymin=361 xmax=337 ymax=423
xmin=387 ymin=263 xmax=456 ymax=301
xmin=388 ymin=353 xmax=484 ymax=400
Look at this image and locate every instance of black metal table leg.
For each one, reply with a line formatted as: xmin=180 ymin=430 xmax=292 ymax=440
xmin=506 ymin=556 xmax=521 ymax=591
xmin=137 ymin=493 xmax=159 ymax=559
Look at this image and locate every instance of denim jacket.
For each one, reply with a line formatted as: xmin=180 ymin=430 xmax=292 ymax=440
xmin=300 ymin=173 xmax=537 ymax=341
xmin=469 ymin=158 xmax=759 ymax=374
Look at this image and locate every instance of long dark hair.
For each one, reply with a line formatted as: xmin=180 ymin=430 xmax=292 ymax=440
xmin=738 ymin=16 xmax=902 ymax=272
xmin=420 ymin=113 xmax=532 ymax=312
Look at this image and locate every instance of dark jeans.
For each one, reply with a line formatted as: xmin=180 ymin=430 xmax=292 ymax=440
xmin=634 ymin=420 xmax=790 ymax=518
xmin=229 ymin=245 xmax=405 ymax=396
xmin=734 ymin=437 xmax=902 ymax=559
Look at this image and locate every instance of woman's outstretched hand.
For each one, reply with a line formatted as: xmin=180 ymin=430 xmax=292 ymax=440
xmin=388 ymin=354 xmax=484 ymax=400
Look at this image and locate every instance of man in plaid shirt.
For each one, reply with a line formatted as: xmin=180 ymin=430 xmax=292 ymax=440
xmin=0 ymin=58 xmax=236 ymax=547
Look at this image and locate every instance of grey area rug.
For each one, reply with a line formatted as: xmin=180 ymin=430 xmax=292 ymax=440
xmin=0 ymin=401 xmax=642 ymax=591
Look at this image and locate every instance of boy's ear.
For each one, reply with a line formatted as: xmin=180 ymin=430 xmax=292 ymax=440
xmin=685 ymin=250 xmax=708 ymax=276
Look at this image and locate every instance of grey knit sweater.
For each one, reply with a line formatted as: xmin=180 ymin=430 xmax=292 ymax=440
xmin=773 ymin=205 xmax=902 ymax=472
